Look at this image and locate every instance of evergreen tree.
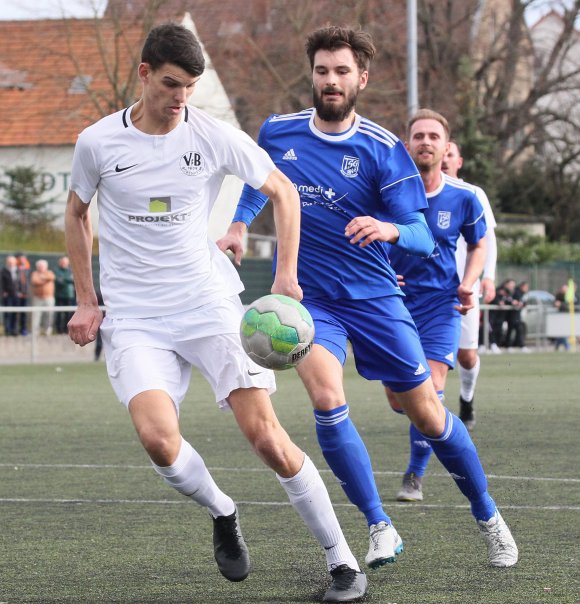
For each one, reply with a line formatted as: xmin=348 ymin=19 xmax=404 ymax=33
xmin=0 ymin=166 xmax=58 ymax=228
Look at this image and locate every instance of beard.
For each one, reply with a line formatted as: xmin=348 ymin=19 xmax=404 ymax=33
xmin=313 ymin=86 xmax=359 ymax=122
xmin=412 ymin=148 xmax=444 ymax=171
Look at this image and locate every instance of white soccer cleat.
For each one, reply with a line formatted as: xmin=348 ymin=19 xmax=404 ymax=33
xmin=477 ymin=511 xmax=519 ymax=567
xmin=365 ymin=521 xmax=404 ymax=569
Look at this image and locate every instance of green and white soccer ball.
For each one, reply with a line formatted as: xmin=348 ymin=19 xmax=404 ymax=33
xmin=240 ymin=294 xmax=315 ymax=370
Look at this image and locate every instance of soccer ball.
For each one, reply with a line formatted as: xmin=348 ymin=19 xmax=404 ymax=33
xmin=240 ymin=294 xmax=315 ymax=370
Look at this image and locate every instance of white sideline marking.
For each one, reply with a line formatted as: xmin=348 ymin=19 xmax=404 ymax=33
xmin=0 ymin=497 xmax=578 ymax=512
xmin=1 ymin=463 xmax=579 ymax=483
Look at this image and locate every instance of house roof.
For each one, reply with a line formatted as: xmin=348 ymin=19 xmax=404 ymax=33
xmin=0 ymin=19 xmax=144 ymax=147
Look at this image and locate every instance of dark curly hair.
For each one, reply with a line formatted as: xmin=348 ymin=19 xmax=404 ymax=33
xmin=305 ymin=26 xmax=376 ymax=72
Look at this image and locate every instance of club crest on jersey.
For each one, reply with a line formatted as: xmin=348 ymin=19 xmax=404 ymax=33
xmin=180 ymin=151 xmax=205 ymax=176
xmin=437 ymin=211 xmax=451 ymax=229
xmin=340 ymin=155 xmax=360 ymax=178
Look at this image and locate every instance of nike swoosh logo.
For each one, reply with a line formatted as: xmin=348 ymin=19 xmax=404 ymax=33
xmin=247 ymin=370 xmax=263 ymax=376
xmin=115 ymin=163 xmax=138 ymax=173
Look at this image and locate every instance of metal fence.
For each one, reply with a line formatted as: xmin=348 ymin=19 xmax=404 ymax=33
xmin=2 ymin=303 xmax=577 ymax=364
xmin=0 ymin=305 xmax=103 ymax=364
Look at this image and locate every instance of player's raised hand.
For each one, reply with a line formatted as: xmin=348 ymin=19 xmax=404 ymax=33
xmin=345 ymin=216 xmax=399 ymax=247
xmin=67 ymin=303 xmax=103 ymax=347
xmin=216 ymin=221 xmax=246 ymax=266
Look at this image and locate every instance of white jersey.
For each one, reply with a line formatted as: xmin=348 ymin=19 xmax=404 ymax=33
xmin=71 ymin=104 xmax=275 ymax=318
xmin=455 ymin=184 xmax=497 ymax=284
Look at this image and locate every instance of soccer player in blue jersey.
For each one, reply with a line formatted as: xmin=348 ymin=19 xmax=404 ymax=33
xmin=218 ymin=26 xmax=517 ymax=569
xmin=386 ymin=109 xmax=517 ymax=566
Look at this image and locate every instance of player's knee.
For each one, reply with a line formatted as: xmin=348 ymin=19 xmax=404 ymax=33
xmin=140 ymin=430 xmax=180 ymax=466
xmin=458 ymin=348 xmax=477 ymax=368
xmin=248 ymin=424 xmax=298 ymax=474
xmin=410 ymin=408 xmax=446 ymax=437
xmin=309 ymin=387 xmax=344 ymax=410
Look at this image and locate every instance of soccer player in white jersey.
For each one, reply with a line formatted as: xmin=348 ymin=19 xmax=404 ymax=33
xmin=219 ymin=27 xmax=518 ymax=569
xmin=443 ymin=140 xmax=498 ymax=430
xmin=64 ymin=23 xmax=367 ymax=602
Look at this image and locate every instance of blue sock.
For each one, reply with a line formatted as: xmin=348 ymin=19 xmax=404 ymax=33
xmin=421 ymin=408 xmax=496 ymax=521
xmin=404 ymin=389 xmax=443 ymax=476
xmin=406 ymin=423 xmax=433 ymax=476
xmin=314 ymin=404 xmax=390 ymax=526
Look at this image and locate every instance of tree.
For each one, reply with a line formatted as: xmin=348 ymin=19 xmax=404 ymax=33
xmin=497 ymin=156 xmax=580 ymax=242
xmin=54 ymin=0 xmax=580 ymax=240
xmin=468 ymin=0 xmax=580 ymax=169
xmin=0 ymin=166 xmax=58 ymax=227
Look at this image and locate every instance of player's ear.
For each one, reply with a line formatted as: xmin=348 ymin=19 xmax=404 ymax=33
xmin=138 ymin=62 xmax=151 ymax=83
xmin=359 ymin=69 xmax=369 ymax=90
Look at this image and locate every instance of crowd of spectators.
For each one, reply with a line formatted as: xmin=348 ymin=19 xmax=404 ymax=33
xmin=1 ymin=253 xmax=75 ymax=337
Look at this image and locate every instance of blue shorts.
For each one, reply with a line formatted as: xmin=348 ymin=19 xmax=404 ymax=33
xmin=302 ymin=295 xmax=430 ymax=393
xmin=404 ymin=291 xmax=461 ymax=368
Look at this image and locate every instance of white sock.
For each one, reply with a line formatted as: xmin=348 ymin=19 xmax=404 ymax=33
xmin=151 ymin=437 xmax=235 ymax=518
xmin=459 ymin=356 xmax=480 ymax=402
xmin=277 ymin=454 xmax=360 ymax=572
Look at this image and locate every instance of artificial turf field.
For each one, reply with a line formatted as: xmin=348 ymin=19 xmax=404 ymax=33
xmin=0 ymin=352 xmax=578 ymax=604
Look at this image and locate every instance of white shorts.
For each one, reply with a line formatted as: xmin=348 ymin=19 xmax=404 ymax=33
xmin=100 ymin=296 xmax=276 ymax=412
xmin=459 ymin=296 xmax=480 ymax=350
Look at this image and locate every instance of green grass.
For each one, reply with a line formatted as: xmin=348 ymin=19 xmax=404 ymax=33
xmin=1 ymin=353 xmax=579 ymax=603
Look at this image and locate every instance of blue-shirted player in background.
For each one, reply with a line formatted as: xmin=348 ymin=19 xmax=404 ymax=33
xmin=218 ymin=27 xmax=518 ymax=569
xmin=387 ymin=108 xmax=517 ymax=566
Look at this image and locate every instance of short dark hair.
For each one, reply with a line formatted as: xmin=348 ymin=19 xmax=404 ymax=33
xmin=305 ymin=26 xmax=376 ymax=72
xmin=141 ymin=23 xmax=205 ymax=77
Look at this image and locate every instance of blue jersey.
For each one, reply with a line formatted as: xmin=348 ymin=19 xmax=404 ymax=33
xmin=389 ymin=173 xmax=487 ymax=297
xmin=236 ymin=109 xmax=432 ymax=300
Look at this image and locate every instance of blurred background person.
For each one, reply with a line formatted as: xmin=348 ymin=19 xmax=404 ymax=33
xmin=30 ymin=259 xmax=55 ymax=336
xmin=554 ymin=282 xmax=577 ymax=351
xmin=507 ymin=280 xmax=529 ymax=352
xmin=15 ymin=252 xmax=30 ymax=335
xmin=54 ymin=255 xmax=76 ymax=334
xmin=1 ymin=255 xmax=19 ymax=336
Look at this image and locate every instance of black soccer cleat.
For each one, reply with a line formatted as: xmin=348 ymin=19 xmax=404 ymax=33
xmin=212 ymin=506 xmax=251 ymax=582
xmin=459 ymin=396 xmax=476 ymax=431
xmin=323 ymin=565 xmax=368 ymax=602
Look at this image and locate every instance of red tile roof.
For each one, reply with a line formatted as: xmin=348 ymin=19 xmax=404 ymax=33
xmin=0 ymin=19 xmax=144 ymax=147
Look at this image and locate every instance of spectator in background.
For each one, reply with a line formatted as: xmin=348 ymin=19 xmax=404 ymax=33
xmin=54 ymin=255 xmax=76 ymax=334
xmin=507 ymin=281 xmax=530 ymax=352
xmin=1 ymin=255 xmax=19 ymax=336
xmin=489 ymin=280 xmax=510 ymax=353
xmin=554 ymin=283 xmax=577 ymax=351
xmin=15 ymin=252 xmax=30 ymax=335
xmin=30 ymin=259 xmax=55 ymax=336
